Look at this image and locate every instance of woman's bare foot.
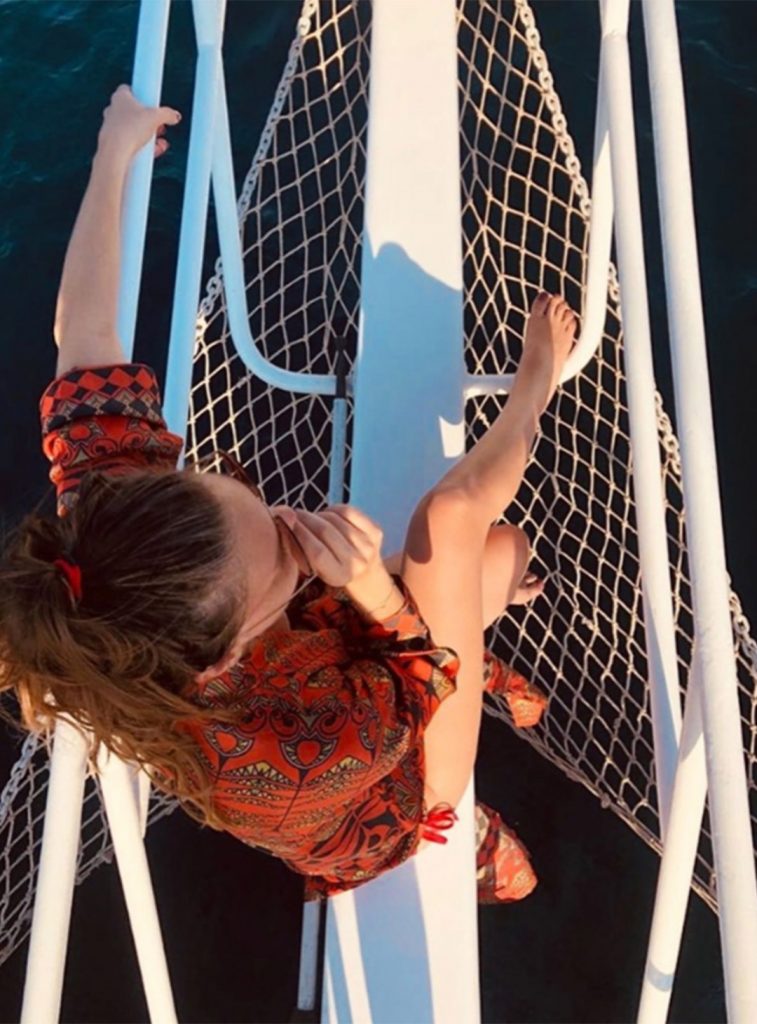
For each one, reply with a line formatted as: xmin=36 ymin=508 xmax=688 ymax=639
xmin=514 ymin=292 xmax=578 ymax=413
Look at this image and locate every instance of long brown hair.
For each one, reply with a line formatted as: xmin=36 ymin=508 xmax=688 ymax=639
xmin=0 ymin=467 xmax=252 ymax=831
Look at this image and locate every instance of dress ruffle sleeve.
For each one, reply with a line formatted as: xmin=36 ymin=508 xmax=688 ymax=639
xmin=39 ymin=362 xmax=184 ymax=518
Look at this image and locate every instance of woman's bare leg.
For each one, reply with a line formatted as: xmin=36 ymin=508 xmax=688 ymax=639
xmin=401 ymin=491 xmax=489 ymax=813
xmin=383 ymin=523 xmax=535 ymax=633
xmin=398 ymin=294 xmax=578 ymax=826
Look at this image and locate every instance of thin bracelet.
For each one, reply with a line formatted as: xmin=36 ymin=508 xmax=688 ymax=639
xmin=367 ymin=580 xmax=403 ymax=616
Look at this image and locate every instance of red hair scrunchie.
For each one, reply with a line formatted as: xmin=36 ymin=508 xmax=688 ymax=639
xmin=53 ymin=557 xmax=83 ymax=604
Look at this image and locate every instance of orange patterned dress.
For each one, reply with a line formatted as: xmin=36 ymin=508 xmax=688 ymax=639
xmin=40 ymin=362 xmax=547 ymax=903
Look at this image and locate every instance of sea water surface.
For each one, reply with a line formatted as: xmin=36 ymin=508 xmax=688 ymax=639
xmin=1 ymin=2 xmax=756 ymax=1021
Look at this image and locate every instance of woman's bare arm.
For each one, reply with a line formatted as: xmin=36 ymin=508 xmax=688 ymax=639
xmin=53 ymin=144 xmax=130 ymax=375
xmin=53 ymin=85 xmax=181 ymax=377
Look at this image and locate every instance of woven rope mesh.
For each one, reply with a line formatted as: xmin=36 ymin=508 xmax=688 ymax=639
xmin=2 ymin=0 xmax=756 ymax=964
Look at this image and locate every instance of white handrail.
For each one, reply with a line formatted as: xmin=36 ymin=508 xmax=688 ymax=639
xmin=463 ymin=18 xmax=614 ymax=401
xmin=22 ymin=3 xmax=176 ymax=1019
xmin=96 ymin=748 xmax=178 ymax=1023
xmin=163 ymin=0 xmax=227 ymax=439
xmin=131 ymin=0 xmax=611 ymax=411
xmin=20 ymin=718 xmax=89 ymax=1024
xmin=637 ymin=648 xmax=707 ymax=1023
xmin=118 ymin=0 xmax=172 ymax=358
xmin=641 ymin=0 xmax=757 ymax=1018
xmin=600 ymin=0 xmax=683 ymax=831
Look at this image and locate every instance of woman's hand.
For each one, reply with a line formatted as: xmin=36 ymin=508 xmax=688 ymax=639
xmin=280 ymin=505 xmax=385 ymax=588
xmin=97 ymin=84 xmax=182 ymax=162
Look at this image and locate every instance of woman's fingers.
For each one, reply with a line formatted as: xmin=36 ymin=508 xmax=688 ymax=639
xmin=99 ymin=84 xmax=182 ymax=161
xmin=317 ymin=508 xmax=380 ymax=556
xmin=296 ymin=510 xmax=371 ymax=566
xmin=326 ymin=504 xmax=383 ymax=545
xmin=289 ymin=513 xmax=356 ymax=585
xmin=290 ymin=506 xmax=382 ymax=585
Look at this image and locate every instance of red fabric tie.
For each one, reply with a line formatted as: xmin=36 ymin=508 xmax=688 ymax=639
xmin=420 ymin=802 xmax=459 ymax=845
xmin=53 ymin=558 xmax=83 ymax=603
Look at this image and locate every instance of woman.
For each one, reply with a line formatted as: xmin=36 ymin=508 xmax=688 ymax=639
xmin=0 ymin=87 xmax=577 ymax=903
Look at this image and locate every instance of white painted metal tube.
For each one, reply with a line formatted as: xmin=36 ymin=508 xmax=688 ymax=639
xmin=211 ymin=60 xmax=349 ymax=496
xmin=23 ymin=6 xmax=174 ymax=1018
xmin=570 ymin=25 xmax=615 ymax=383
xmin=641 ymin=0 xmax=757 ymax=1017
xmin=463 ymin=4 xmax=614 ymax=402
xmin=119 ymin=0 xmax=171 ymax=359
xmin=97 ymin=748 xmax=177 ymax=1024
xmin=637 ymin=649 xmax=707 ymax=1024
xmin=21 ymin=718 xmax=89 ymax=1024
xmin=296 ymin=899 xmax=322 ymax=1012
xmin=163 ymin=0 xmax=227 ymax=441
xmin=600 ymin=0 xmax=683 ymax=832
xmin=209 ymin=70 xmax=340 ymax=397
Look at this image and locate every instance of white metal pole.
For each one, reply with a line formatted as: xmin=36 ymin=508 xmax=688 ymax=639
xmin=463 ymin=5 xmax=615 ymax=403
xmin=163 ymin=0 xmax=227 ymax=442
xmin=577 ymin=26 xmax=615 ymax=385
xmin=641 ymin=1 xmax=757 ymax=1017
xmin=601 ymin=2 xmax=702 ymax=1012
xmin=97 ymin=748 xmax=178 ymax=1024
xmin=637 ymin=648 xmax=707 ymax=1023
xmin=21 ymin=718 xmax=89 ymax=1024
xmin=119 ymin=0 xmax=172 ymax=358
xmin=297 ymin=900 xmax=322 ymax=1012
xmin=600 ymin=0 xmax=682 ymax=832
xmin=208 ymin=70 xmax=338 ymax=397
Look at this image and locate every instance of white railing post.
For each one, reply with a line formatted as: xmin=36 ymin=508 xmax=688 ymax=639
xmin=163 ymin=0 xmax=228 ymax=442
xmin=22 ymin=2 xmax=178 ymax=1019
xmin=600 ymin=0 xmax=683 ymax=830
xmin=20 ymin=719 xmax=89 ymax=1024
xmin=118 ymin=0 xmax=172 ymax=358
xmin=641 ymin=0 xmax=757 ymax=1017
xmin=463 ymin=8 xmax=614 ymax=403
xmin=96 ymin=748 xmax=178 ymax=1023
xmin=637 ymin=647 xmax=707 ymax=1023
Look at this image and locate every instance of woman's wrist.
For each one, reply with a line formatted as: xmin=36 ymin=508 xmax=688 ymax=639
xmin=344 ymin=566 xmax=406 ymax=623
xmin=93 ymin=138 xmax=132 ymax=175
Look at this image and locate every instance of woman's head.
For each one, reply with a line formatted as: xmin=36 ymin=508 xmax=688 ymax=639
xmin=194 ymin=468 xmax=309 ymax=674
xmin=0 ymin=464 xmax=308 ymax=829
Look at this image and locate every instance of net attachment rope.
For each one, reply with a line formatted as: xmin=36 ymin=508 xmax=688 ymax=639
xmin=2 ymin=0 xmax=755 ymax=964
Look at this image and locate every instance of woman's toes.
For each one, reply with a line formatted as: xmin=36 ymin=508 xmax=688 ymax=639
xmin=154 ymin=138 xmax=170 ymax=157
xmin=531 ymin=291 xmax=550 ymax=316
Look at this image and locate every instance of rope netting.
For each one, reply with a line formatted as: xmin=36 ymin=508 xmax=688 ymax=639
xmin=2 ymin=0 xmax=756 ymax=965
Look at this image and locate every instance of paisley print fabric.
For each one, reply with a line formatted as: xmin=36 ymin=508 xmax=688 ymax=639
xmin=184 ymin=574 xmax=461 ymax=900
xmin=474 ymin=799 xmax=538 ymax=903
xmin=40 ymin=361 xmax=548 ymax=904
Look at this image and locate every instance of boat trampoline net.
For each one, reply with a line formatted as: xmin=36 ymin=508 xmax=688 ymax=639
xmin=2 ymin=0 xmax=756 ymax=965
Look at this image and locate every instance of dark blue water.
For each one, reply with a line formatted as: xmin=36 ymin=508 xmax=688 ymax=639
xmin=1 ymin=1 xmax=755 ymax=1021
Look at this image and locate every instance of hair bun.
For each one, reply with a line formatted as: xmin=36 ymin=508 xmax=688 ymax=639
xmin=17 ymin=513 xmax=68 ymax=564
